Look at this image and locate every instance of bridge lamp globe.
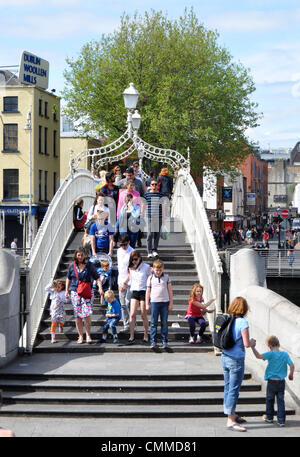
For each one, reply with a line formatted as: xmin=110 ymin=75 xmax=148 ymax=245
xmin=123 ymin=83 xmax=139 ymax=110
xmin=132 ymin=110 xmax=141 ymax=131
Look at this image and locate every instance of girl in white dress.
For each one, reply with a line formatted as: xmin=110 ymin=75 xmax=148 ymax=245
xmin=45 ymin=279 xmax=68 ymax=343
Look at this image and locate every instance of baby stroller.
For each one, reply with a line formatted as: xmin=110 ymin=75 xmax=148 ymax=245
xmin=89 ymin=253 xmax=118 ymax=291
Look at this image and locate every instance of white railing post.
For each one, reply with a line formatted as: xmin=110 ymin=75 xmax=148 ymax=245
xmin=171 ymin=169 xmax=223 ymax=349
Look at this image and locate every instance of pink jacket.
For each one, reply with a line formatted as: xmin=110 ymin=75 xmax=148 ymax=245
xmin=117 ymin=189 xmax=141 ymax=218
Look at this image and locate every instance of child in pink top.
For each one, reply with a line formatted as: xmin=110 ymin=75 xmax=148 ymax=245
xmin=185 ymin=283 xmax=215 ymax=344
xmin=117 ymin=180 xmax=141 ymax=218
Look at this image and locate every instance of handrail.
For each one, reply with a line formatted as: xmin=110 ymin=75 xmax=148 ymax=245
xmin=226 ymin=246 xmax=300 ymax=277
xmin=171 ymin=169 xmax=223 ymax=333
xmin=26 ymin=170 xmax=95 ymax=352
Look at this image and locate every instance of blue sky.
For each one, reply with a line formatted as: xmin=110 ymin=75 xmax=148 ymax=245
xmin=1 ymin=0 xmax=300 ymax=150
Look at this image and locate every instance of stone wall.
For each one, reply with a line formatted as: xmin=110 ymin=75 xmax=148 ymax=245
xmin=0 ymin=250 xmax=20 ymax=367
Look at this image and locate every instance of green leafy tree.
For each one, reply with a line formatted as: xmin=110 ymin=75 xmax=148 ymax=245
xmin=62 ymin=8 xmax=260 ymax=174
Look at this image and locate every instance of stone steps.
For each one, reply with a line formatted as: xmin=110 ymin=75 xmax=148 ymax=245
xmin=0 ymin=372 xmax=295 ymax=418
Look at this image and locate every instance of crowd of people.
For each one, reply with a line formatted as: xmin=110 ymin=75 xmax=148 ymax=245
xmin=43 ymin=162 xmax=296 ymax=434
xmin=58 ymin=163 xmax=176 ymax=349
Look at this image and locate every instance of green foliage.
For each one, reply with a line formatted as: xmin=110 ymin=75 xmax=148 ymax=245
xmin=62 ymin=8 xmax=260 ymax=174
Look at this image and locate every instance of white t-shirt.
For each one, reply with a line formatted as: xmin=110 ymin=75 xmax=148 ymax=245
xmin=117 ymin=245 xmax=134 ymax=286
xmin=129 ymin=262 xmax=151 ymax=291
xmin=146 ymin=273 xmax=171 ymax=302
xmin=10 ymin=241 xmax=17 ymax=253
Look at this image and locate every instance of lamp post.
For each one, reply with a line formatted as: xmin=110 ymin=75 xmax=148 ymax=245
xmin=24 ymin=107 xmax=33 ymax=251
xmin=70 ymin=83 xmax=190 ymax=176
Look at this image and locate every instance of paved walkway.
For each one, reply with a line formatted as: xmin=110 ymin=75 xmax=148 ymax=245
xmin=0 ymin=352 xmax=299 ymax=437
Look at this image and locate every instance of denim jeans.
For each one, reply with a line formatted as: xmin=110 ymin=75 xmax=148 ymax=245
xmin=221 ymin=353 xmax=245 ymax=415
xmin=289 ymin=252 xmax=295 ymax=266
xmin=147 ymin=220 xmax=162 ymax=254
xmin=186 ymin=316 xmax=207 ymax=337
xmin=118 ymin=287 xmax=131 ymax=328
xmin=266 ymin=380 xmax=286 ymax=423
xmin=150 ymin=301 xmax=169 ymax=344
xmin=103 ymin=317 xmax=120 ymax=336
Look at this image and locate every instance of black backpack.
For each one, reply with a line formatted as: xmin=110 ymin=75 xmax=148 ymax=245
xmin=213 ymin=314 xmax=236 ymax=349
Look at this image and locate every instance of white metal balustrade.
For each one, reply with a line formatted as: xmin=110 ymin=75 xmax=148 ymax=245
xmin=171 ymin=169 xmax=223 ymax=332
xmin=25 ymin=170 xmax=95 ymax=352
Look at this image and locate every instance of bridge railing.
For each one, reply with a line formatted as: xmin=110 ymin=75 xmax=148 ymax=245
xmin=226 ymin=245 xmax=300 ymax=277
xmin=26 ymin=170 xmax=95 ymax=352
xmin=171 ymin=169 xmax=223 ymax=329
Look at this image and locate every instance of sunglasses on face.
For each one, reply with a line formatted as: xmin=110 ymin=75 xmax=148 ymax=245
xmin=132 ymin=257 xmax=139 ymax=261
xmin=120 ymin=243 xmax=129 ymax=246
xmin=151 ymin=183 xmax=157 ymax=186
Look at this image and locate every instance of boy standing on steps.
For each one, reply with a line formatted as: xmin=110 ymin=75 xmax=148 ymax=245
xmin=146 ymin=259 xmax=173 ymax=350
xmin=250 ymin=335 xmax=294 ymax=427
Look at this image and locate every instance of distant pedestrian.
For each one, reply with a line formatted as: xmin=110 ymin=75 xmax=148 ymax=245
xmin=157 ymin=168 xmax=173 ymax=198
xmin=143 ymin=179 xmax=167 ymax=258
xmin=287 ymin=239 xmax=295 ymax=267
xmin=250 ymin=335 xmax=294 ymax=427
xmin=117 ymin=167 xmax=145 ymax=197
xmin=112 ymin=165 xmax=123 ymax=185
xmin=132 ymin=160 xmax=144 ymax=182
xmin=73 ymin=198 xmax=88 ymax=231
xmin=10 ymin=237 xmax=18 ymax=254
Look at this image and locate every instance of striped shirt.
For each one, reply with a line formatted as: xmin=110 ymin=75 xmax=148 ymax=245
xmin=144 ymin=191 xmax=164 ymax=221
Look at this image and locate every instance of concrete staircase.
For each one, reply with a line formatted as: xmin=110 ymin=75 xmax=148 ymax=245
xmin=0 ymin=226 xmax=295 ymax=420
xmin=33 ymin=227 xmax=213 ymax=353
xmin=0 ymin=371 xmax=291 ymax=418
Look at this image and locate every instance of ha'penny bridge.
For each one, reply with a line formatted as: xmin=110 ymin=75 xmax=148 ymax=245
xmin=0 ymin=84 xmax=298 ymax=422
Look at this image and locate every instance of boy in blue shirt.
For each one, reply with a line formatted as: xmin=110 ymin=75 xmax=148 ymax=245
xmin=90 ymin=210 xmax=114 ymax=257
xmin=101 ymin=290 xmax=122 ymax=344
xmin=250 ymin=335 xmax=294 ymax=426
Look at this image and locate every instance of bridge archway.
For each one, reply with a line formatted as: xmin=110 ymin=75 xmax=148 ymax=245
xmin=69 ymin=130 xmax=191 ymax=179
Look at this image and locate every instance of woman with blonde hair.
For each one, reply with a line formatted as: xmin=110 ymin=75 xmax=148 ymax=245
xmin=221 ymin=297 xmax=255 ymax=432
xmin=157 ymin=167 xmax=173 ymax=198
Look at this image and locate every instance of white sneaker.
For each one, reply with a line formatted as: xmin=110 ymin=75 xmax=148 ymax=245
xmin=152 ymin=251 xmax=158 ymax=257
xmin=189 ymin=336 xmax=195 ymax=344
xmin=51 ymin=335 xmax=56 ymax=344
xmin=196 ymin=335 xmax=202 ymax=344
xmin=148 ymin=253 xmax=153 ymax=258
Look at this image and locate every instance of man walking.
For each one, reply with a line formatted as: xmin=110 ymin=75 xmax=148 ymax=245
xmin=143 ymin=179 xmax=167 ymax=258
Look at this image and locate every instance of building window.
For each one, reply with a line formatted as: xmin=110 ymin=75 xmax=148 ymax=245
xmin=44 ymin=127 xmax=48 ymax=155
xmin=39 ymin=99 xmax=43 ymax=116
xmin=3 ymin=124 xmax=18 ymax=152
xmin=53 ymin=172 xmax=57 ymax=195
xmin=3 ymin=169 xmax=19 ymax=200
xmin=39 ymin=126 xmax=43 ymax=153
xmin=53 ymin=106 xmax=58 ymax=122
xmin=3 ymin=96 xmax=18 ymax=112
xmin=44 ymin=170 xmax=48 ymax=201
xmin=53 ymin=130 xmax=57 ymax=157
xmin=45 ymin=101 xmax=48 ymax=118
xmin=39 ymin=170 xmax=42 ymax=201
